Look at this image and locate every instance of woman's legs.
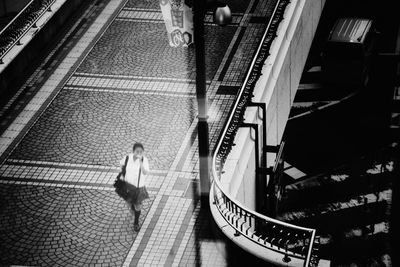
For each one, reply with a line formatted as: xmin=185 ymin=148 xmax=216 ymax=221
xmin=133 ymin=203 xmax=142 ymax=231
xmin=125 ymin=184 xmax=147 ymax=231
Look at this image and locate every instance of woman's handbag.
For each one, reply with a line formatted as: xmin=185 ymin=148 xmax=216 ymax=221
xmin=114 ymin=156 xmax=130 ymax=200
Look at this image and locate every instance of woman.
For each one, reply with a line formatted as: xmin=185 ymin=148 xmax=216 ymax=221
xmin=120 ymin=142 xmax=150 ymax=231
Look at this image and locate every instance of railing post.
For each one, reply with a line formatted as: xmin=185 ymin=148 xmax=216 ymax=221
xmin=246 ymin=102 xmax=270 ymax=216
xmin=240 ymin=123 xmax=265 ymax=216
xmin=264 ymin=142 xmax=285 ymax=218
xmin=304 ymin=230 xmax=316 ymax=267
xmin=247 ymin=102 xmax=267 ymax=167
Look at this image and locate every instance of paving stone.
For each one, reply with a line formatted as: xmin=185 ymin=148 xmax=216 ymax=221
xmin=77 ymin=21 xmax=237 ymax=81
xmin=126 ymin=0 xmax=250 ymax=13
xmin=0 ymin=184 xmax=154 ymax=266
xmin=10 ymin=90 xmax=196 ymax=170
xmin=0 ymin=0 xmax=280 ymax=265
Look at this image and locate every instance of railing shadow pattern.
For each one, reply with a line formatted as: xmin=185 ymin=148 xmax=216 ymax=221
xmin=0 ymin=0 xmax=56 ymax=63
xmin=210 ymin=0 xmax=319 ymax=266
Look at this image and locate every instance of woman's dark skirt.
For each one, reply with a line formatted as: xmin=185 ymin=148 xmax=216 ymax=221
xmin=114 ymin=179 xmax=149 ymax=205
xmin=125 ymin=182 xmax=149 ymax=205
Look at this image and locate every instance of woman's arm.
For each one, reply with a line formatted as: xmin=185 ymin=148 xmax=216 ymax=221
xmin=119 ymin=157 xmax=126 ymax=171
xmin=119 ymin=156 xmax=129 ymax=180
xmin=141 ymin=157 xmax=150 ymax=175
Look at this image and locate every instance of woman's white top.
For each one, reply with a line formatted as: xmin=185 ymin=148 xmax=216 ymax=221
xmin=120 ymin=154 xmax=150 ymax=187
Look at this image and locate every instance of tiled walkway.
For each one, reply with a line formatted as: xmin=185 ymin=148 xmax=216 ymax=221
xmin=0 ymin=0 xmax=277 ymax=266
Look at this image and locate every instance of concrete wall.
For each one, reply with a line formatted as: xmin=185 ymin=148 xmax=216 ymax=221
xmin=220 ymin=126 xmax=258 ymax=211
xmin=0 ymin=0 xmax=85 ymax=97
xmin=223 ymin=0 xmax=325 ymax=210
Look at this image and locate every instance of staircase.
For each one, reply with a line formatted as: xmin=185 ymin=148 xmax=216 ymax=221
xmin=289 ymin=65 xmax=359 ymax=119
xmin=277 ymin=154 xmax=394 ymax=266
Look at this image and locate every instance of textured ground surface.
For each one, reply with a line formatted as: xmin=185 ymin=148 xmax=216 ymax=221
xmin=0 ymin=0 xmax=278 ymax=265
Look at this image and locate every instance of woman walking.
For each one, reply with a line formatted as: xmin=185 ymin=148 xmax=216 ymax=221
xmin=119 ymin=142 xmax=150 ymax=231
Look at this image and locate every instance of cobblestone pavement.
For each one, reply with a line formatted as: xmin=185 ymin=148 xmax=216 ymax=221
xmin=78 ymin=21 xmax=237 ymax=80
xmin=0 ymin=0 xmax=278 ymax=265
xmin=0 ymin=184 xmax=155 ymax=266
xmin=10 ymin=90 xmax=196 ymax=170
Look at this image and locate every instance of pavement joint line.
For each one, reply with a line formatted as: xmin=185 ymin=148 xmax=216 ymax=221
xmin=0 ymin=0 xmax=129 ymax=164
xmin=135 ymin=196 xmax=193 ymax=266
xmin=71 ymin=72 xmax=240 ymax=87
xmin=115 ymin=17 xmax=165 ymax=23
xmin=0 ymin=161 xmax=167 ymax=189
xmin=218 ymin=27 xmax=247 ymax=81
xmin=115 ymin=16 xmax=240 ymax=26
xmin=63 ymin=85 xmax=197 ymax=97
xmin=3 ymin=159 xmax=167 ymax=175
xmin=174 ymin=125 xmax=198 ymax=172
xmin=122 ymin=194 xmax=167 ymax=267
xmin=123 ymin=7 xmax=160 ymax=12
xmin=66 ymin=76 xmax=198 ymax=87
xmin=169 ymin=120 xmax=200 ymax=171
xmin=73 ymin=72 xmax=202 ymax=83
xmin=117 ymin=9 xmax=244 ymax=24
xmin=213 ymin=25 xmax=246 ymax=82
xmin=64 ymin=86 xmax=196 ymax=97
xmin=0 ymin=175 xmax=159 ymax=192
xmin=170 ymin=202 xmax=201 ymax=266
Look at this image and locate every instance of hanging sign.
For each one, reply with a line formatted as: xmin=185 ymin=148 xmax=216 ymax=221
xmin=160 ymin=0 xmax=194 ymax=47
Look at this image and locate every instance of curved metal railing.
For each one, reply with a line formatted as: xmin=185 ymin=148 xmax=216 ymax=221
xmin=210 ymin=0 xmax=318 ymax=266
xmin=0 ymin=0 xmax=57 ymax=63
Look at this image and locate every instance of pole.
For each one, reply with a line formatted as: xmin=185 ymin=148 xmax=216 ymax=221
xmin=1 ymin=0 xmax=7 ymax=15
xmin=193 ymin=0 xmax=210 ymax=207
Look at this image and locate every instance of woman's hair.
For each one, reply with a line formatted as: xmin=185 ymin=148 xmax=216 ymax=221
xmin=133 ymin=142 xmax=144 ymax=152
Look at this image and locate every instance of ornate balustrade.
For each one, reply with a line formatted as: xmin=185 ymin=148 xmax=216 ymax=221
xmin=0 ymin=0 xmax=56 ymax=63
xmin=210 ymin=0 xmax=318 ymax=266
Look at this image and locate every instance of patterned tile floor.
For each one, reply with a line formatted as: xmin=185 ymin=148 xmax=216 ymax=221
xmin=0 ymin=0 xmax=278 ymax=266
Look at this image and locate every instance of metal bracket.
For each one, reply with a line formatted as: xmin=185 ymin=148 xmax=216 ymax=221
xmin=240 ymin=122 xmax=257 ymax=129
xmin=282 ymin=255 xmax=291 ymax=263
xmin=259 ymin=167 xmax=274 ymax=175
xmin=248 ymin=102 xmax=267 ymax=167
xmin=265 ymin=145 xmax=280 ymax=153
xmin=239 ymin=122 xmax=265 ymax=214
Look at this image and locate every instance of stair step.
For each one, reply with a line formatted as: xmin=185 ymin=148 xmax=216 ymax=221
xmin=316 ymin=221 xmax=389 ymax=247
xmin=317 ymin=259 xmax=331 ymax=267
xmin=286 ymin=161 xmax=393 ymax=191
xmin=281 ymin=173 xmax=392 ymax=211
xmin=319 ymin=233 xmax=390 ymax=265
xmin=277 ymin=192 xmax=390 ymax=232
xmin=292 ymin=101 xmax=331 ymax=108
xmin=294 ymin=89 xmax=347 ymax=102
xmin=298 ymin=83 xmax=324 ymax=90
xmin=391 ymin=101 xmax=400 ymax=112
xmin=308 ymin=66 xmax=322 ymax=73
xmin=300 ymin=70 xmax=322 ymax=83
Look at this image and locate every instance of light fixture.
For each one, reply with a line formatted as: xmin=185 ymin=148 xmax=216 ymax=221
xmin=213 ymin=3 xmax=232 ymax=26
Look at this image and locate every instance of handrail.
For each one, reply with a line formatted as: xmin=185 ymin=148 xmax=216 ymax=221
xmin=210 ymin=0 xmax=317 ymax=266
xmin=0 ymin=0 xmax=57 ymax=63
xmin=0 ymin=0 xmax=35 ymax=36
